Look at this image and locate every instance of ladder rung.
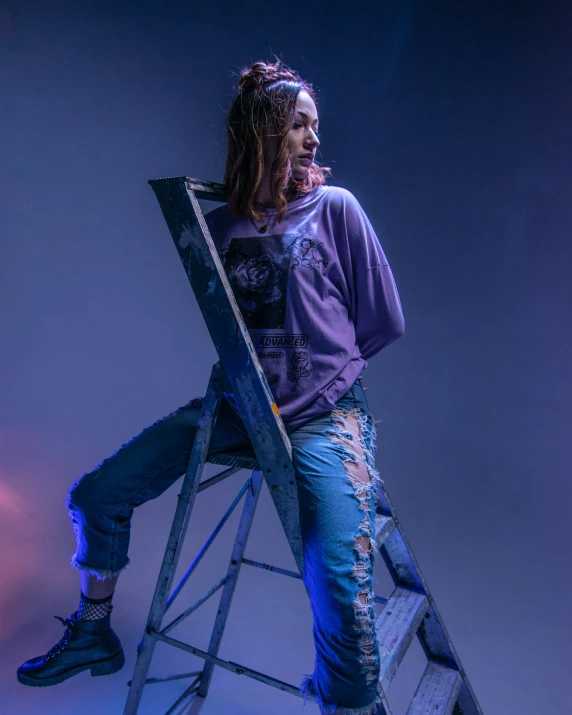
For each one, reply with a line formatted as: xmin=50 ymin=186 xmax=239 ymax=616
xmin=207 ymin=450 xmax=259 ymax=470
xmin=241 ymin=557 xmax=302 ymax=579
xmin=376 ymin=587 xmax=429 ymax=690
xmin=405 ymin=661 xmax=461 ymax=715
xmin=127 ymin=671 xmax=202 ymax=686
xmin=375 ymin=514 xmax=396 ymax=550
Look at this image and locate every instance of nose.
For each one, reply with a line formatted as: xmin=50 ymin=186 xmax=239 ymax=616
xmin=306 ymin=128 xmax=320 ymax=149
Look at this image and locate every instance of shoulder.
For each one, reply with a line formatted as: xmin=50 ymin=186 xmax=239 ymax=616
xmin=319 ymin=184 xmax=366 ymax=218
xmin=320 ymin=184 xmax=362 ymax=208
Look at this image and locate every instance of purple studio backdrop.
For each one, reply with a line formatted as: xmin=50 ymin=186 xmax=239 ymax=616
xmin=1 ymin=1 xmax=571 ymax=714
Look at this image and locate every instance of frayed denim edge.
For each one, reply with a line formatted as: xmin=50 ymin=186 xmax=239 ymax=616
xmin=300 ymin=673 xmax=384 ymax=715
xmin=63 ymin=398 xmax=201 ymax=583
xmin=70 ymin=555 xmax=130 ymax=581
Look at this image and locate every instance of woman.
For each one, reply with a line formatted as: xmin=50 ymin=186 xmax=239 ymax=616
xmin=17 ymin=60 xmax=405 ymax=715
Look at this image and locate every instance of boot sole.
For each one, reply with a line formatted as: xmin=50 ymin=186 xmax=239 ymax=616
xmin=17 ymin=649 xmax=125 ymax=687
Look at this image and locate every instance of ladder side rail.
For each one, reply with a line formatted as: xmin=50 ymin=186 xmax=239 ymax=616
xmin=149 ymin=176 xmax=227 ymax=203
xmin=123 ymin=363 xmax=224 ymax=715
xmin=377 ymin=482 xmax=484 ymax=715
xmin=185 ymin=176 xmax=226 ymax=201
xmin=148 ymin=176 xmax=226 ymax=201
xmin=197 ymin=469 xmax=264 ymax=697
xmin=149 ymin=177 xmax=304 ymax=574
xmin=455 ymin=681 xmax=483 ymax=715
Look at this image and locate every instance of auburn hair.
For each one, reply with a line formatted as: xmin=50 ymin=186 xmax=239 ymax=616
xmin=223 ymin=59 xmax=332 ymax=224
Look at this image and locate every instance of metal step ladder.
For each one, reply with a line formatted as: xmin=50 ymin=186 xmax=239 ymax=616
xmin=123 ymin=176 xmax=483 ymax=715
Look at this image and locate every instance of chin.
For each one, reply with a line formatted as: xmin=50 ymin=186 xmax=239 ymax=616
xmin=292 ymin=168 xmax=309 ymax=181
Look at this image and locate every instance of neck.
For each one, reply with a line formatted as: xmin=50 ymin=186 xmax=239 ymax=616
xmin=258 ymin=180 xmax=303 ymax=209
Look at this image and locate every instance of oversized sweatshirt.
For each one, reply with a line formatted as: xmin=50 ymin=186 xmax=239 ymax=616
xmin=203 ymin=183 xmax=405 ymax=434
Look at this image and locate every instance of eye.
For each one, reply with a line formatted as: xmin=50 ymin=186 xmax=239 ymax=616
xmin=291 ymin=121 xmax=320 ymax=138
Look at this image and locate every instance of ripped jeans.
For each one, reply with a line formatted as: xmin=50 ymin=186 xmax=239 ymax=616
xmin=67 ymin=377 xmax=383 ymax=715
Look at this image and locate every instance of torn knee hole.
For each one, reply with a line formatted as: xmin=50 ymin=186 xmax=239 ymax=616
xmin=328 ymin=409 xmax=381 ymax=681
xmin=356 ymin=534 xmax=370 ymax=556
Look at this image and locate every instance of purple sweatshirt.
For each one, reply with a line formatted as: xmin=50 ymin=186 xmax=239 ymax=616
xmin=204 ymin=183 xmax=405 ymax=434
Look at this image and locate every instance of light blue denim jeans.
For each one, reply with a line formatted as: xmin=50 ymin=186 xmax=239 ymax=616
xmin=67 ymin=377 xmax=383 ymax=715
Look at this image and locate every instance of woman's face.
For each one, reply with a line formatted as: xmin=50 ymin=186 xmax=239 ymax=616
xmin=287 ymin=90 xmax=320 ymax=180
xmin=264 ymin=89 xmax=320 ymax=181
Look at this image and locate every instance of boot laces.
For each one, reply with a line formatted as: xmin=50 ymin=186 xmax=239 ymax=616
xmin=45 ymin=613 xmax=78 ymax=660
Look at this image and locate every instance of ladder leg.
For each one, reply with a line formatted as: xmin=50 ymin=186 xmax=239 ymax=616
xmin=123 ymin=364 xmax=225 ymax=715
xmin=197 ymin=469 xmax=264 ymax=697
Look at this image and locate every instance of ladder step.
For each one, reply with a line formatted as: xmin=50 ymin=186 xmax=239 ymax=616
xmin=207 ymin=449 xmax=258 ymax=470
xmin=375 ymin=514 xmax=395 ymax=550
xmin=376 ymin=587 xmax=429 ymax=690
xmin=405 ymin=661 xmax=461 ymax=715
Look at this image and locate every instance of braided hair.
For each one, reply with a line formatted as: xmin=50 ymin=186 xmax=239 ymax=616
xmin=237 ymin=60 xmax=300 ymax=92
xmin=224 ymin=59 xmax=331 ymax=224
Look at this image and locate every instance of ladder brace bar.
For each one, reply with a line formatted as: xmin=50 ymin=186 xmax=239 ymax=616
xmin=197 ymin=465 xmax=242 ymax=493
xmin=127 ymin=671 xmax=202 ymax=687
xmin=164 ymin=677 xmax=201 ymax=715
xmin=239 ymin=558 xmax=389 ymax=607
xmin=160 ymin=576 xmax=227 ymax=636
xmin=165 ymin=476 xmax=250 ymax=612
xmin=151 ymin=630 xmax=317 ymax=702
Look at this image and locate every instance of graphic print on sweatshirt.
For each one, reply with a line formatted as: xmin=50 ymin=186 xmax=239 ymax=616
xmin=219 ymin=232 xmax=328 ymax=392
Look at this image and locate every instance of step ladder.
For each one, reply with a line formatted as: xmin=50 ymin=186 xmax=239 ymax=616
xmin=123 ymin=176 xmax=483 ymax=715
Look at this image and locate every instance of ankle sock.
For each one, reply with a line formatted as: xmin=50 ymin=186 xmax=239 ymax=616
xmin=77 ymin=591 xmax=114 ymax=621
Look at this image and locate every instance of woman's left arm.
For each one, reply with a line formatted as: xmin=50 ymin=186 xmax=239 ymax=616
xmin=338 ymin=190 xmax=405 ymax=361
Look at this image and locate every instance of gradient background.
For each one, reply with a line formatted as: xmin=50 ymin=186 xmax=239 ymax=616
xmin=1 ymin=1 xmax=570 ymax=713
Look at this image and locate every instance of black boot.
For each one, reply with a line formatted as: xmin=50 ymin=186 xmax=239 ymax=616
xmin=17 ymin=611 xmax=125 ymax=687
